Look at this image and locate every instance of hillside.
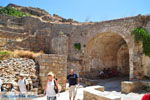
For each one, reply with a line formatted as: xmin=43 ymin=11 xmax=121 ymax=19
xmin=0 ymin=3 xmax=78 ymax=23
xmin=0 ymin=4 xmax=81 ymax=52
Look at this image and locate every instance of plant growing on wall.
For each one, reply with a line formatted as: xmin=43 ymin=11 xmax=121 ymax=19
xmin=0 ymin=51 xmax=13 ymax=60
xmin=142 ymin=86 xmax=150 ymax=92
xmin=74 ymin=43 xmax=81 ymax=50
xmin=132 ymin=27 xmax=150 ymax=56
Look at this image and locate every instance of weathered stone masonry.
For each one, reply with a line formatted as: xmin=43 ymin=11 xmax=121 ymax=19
xmin=0 ymin=14 xmax=150 ymax=81
xmin=35 ymin=54 xmax=67 ymax=91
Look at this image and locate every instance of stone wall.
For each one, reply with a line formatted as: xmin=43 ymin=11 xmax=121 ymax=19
xmin=121 ymin=81 xmax=150 ymax=93
xmin=0 ymin=13 xmax=150 ymax=80
xmin=117 ymin=44 xmax=129 ymax=75
xmin=51 ymin=33 xmax=68 ymax=55
xmin=35 ymin=54 xmax=67 ymax=91
xmin=83 ymin=86 xmax=121 ymax=100
xmin=142 ymin=55 xmax=150 ymax=76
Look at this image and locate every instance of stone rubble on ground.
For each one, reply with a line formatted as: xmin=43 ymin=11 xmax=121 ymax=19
xmin=0 ymin=58 xmax=38 ymax=87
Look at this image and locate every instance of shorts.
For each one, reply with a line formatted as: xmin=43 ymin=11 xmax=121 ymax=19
xmin=69 ymin=85 xmax=77 ymax=97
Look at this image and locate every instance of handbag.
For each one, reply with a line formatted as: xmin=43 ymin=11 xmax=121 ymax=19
xmin=54 ymin=80 xmax=59 ymax=93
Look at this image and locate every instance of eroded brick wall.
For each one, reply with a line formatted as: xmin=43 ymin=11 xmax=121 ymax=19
xmin=35 ymin=54 xmax=67 ymax=91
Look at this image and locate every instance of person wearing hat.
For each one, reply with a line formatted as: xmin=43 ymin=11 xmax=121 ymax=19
xmin=17 ymin=74 xmax=27 ymax=94
xmin=44 ymin=72 xmax=58 ymax=100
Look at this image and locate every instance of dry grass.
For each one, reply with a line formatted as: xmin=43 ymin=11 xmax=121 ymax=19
xmin=0 ymin=50 xmax=43 ymax=60
xmin=14 ymin=50 xmax=43 ymax=59
xmin=0 ymin=50 xmax=14 ymax=60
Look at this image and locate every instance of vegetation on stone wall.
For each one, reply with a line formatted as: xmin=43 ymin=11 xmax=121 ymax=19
xmin=132 ymin=27 xmax=150 ymax=56
xmin=74 ymin=43 xmax=81 ymax=50
xmin=0 ymin=7 xmax=30 ymax=17
xmin=142 ymin=86 xmax=150 ymax=92
xmin=0 ymin=51 xmax=13 ymax=60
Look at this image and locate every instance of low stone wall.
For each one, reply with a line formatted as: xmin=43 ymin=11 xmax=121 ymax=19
xmin=121 ymin=81 xmax=150 ymax=93
xmin=83 ymin=86 xmax=121 ymax=100
xmin=35 ymin=54 xmax=67 ymax=91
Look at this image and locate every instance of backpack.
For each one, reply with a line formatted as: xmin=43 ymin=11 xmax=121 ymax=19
xmin=1 ymin=85 xmax=4 ymax=91
xmin=24 ymin=79 xmax=31 ymax=91
xmin=54 ymin=80 xmax=59 ymax=93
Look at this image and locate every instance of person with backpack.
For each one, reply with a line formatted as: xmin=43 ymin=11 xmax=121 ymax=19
xmin=67 ymin=69 xmax=80 ymax=100
xmin=44 ymin=72 xmax=58 ymax=100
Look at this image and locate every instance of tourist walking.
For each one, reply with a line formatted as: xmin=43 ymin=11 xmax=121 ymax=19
xmin=67 ymin=69 xmax=79 ymax=100
xmin=44 ymin=72 xmax=58 ymax=100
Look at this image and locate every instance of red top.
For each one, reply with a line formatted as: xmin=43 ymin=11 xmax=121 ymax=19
xmin=141 ymin=94 xmax=150 ymax=100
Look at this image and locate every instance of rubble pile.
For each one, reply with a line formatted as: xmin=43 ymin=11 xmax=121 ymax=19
xmin=0 ymin=58 xmax=38 ymax=85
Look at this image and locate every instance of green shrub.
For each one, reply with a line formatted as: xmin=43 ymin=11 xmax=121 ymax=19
xmin=143 ymin=75 xmax=150 ymax=80
xmin=132 ymin=27 xmax=149 ymax=41
xmin=142 ymin=86 xmax=150 ymax=91
xmin=74 ymin=43 xmax=81 ymax=50
xmin=0 ymin=51 xmax=13 ymax=60
xmin=132 ymin=27 xmax=150 ymax=56
xmin=0 ymin=7 xmax=30 ymax=17
xmin=143 ymin=36 xmax=150 ymax=56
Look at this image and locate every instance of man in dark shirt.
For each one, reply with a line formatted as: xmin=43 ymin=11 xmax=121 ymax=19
xmin=67 ymin=69 xmax=79 ymax=100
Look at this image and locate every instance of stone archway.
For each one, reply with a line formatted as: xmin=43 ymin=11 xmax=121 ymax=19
xmin=84 ymin=32 xmax=130 ymax=77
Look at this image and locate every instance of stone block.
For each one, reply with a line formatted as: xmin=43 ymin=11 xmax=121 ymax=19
xmin=121 ymin=81 xmax=142 ymax=93
xmin=84 ymin=88 xmax=121 ymax=100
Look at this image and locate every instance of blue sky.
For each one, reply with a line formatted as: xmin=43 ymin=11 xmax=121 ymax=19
xmin=0 ymin=0 xmax=150 ymax=22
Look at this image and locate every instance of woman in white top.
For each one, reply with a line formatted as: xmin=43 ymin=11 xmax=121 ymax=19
xmin=44 ymin=72 xmax=58 ymax=100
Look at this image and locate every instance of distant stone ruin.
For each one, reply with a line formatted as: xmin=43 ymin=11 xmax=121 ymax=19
xmin=0 ymin=4 xmax=150 ymax=92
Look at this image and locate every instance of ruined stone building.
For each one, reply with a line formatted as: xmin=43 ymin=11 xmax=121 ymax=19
xmin=0 ymin=4 xmax=150 ymax=90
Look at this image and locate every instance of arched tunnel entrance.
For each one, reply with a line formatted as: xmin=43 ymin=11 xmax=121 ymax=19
xmin=84 ymin=32 xmax=130 ymax=78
